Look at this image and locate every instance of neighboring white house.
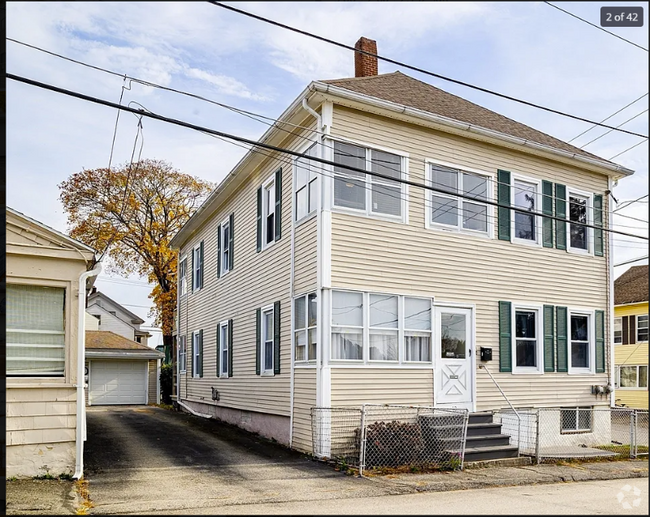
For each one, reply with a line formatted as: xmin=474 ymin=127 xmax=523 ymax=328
xmin=86 ymin=288 xmax=152 ymax=346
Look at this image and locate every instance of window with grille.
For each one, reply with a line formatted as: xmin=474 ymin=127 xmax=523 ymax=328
xmin=560 ymin=407 xmax=592 ymax=433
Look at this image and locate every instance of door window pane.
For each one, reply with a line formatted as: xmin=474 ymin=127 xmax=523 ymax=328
xmin=441 ymin=313 xmax=466 ymax=359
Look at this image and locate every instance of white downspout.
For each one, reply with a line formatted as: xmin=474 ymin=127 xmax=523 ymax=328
xmin=73 ymin=261 xmax=102 ymax=480
xmin=608 ymin=178 xmax=616 ymax=407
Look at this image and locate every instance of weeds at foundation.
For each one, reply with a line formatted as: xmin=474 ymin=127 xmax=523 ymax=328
xmin=75 ymin=479 xmax=94 ymax=515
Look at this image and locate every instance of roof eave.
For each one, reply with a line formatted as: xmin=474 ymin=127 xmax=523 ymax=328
xmin=310 ymin=82 xmax=635 ymax=179
xmin=86 ymin=349 xmax=164 ymax=360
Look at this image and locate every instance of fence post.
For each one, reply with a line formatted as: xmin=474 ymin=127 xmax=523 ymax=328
xmin=630 ymin=410 xmax=636 ymax=459
xmin=632 ymin=410 xmax=638 ymax=459
xmin=359 ymin=403 xmax=367 ymax=477
xmin=460 ymin=409 xmax=468 ymax=471
xmin=535 ymin=409 xmax=541 ymax=464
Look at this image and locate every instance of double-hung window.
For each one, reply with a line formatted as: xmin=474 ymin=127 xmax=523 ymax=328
xmin=512 ymin=178 xmax=540 ymax=244
xmin=294 ymin=293 xmax=317 ymax=362
xmin=568 ymin=191 xmax=591 ymax=253
xmin=261 ymin=307 xmax=275 ymax=374
xmin=220 ymin=218 xmax=231 ymax=276
xmin=561 ymin=407 xmax=592 ymax=433
xmin=404 ymin=297 xmax=432 ymax=362
xmin=512 ymin=306 xmax=542 ymax=373
xmin=6 ymin=284 xmax=66 ymax=377
xmin=295 ymin=144 xmax=318 ymax=221
xmin=192 ymin=243 xmax=203 ymax=291
xmin=219 ymin=321 xmax=229 ymax=378
xmin=192 ymin=330 xmax=203 ymax=378
xmin=333 ymin=141 xmax=405 ymax=219
xmin=637 ymin=315 xmax=649 ymax=342
xmin=369 ymin=295 xmax=399 ymax=361
xmin=614 ymin=317 xmax=622 ymax=345
xmin=429 ymin=163 xmax=490 ymax=234
xmin=618 ymin=365 xmax=648 ymax=389
xmin=569 ymin=312 xmax=593 ymax=373
xmin=331 ymin=291 xmax=364 ymax=360
xmin=178 ymin=335 xmax=186 ymax=373
xmin=179 ymin=256 xmax=187 ymax=296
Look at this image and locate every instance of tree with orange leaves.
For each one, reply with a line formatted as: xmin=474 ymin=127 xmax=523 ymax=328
xmin=59 ymin=158 xmax=213 ymax=364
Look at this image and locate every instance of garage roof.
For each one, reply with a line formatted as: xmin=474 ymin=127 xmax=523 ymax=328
xmin=86 ymin=331 xmax=164 ymax=359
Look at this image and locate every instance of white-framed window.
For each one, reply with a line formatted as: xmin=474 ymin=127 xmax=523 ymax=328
xmin=179 ymin=256 xmax=187 ymax=296
xmin=568 ymin=311 xmax=594 ymax=374
xmin=567 ymin=190 xmax=592 ymax=254
xmin=220 ymin=218 xmax=231 ymax=276
xmin=6 ymin=284 xmax=66 ymax=377
xmin=261 ymin=306 xmax=275 ymax=374
xmin=512 ymin=305 xmax=543 ymax=374
xmin=192 ymin=330 xmax=202 ymax=378
xmin=404 ymin=297 xmax=432 ymax=362
xmin=262 ymin=175 xmax=276 ymax=248
xmin=614 ymin=317 xmax=622 ymax=345
xmin=637 ymin=315 xmax=649 ymax=342
xmin=512 ymin=177 xmax=541 ymax=245
xmin=192 ymin=243 xmax=203 ymax=292
xmin=427 ymin=162 xmax=492 ymax=236
xmin=178 ymin=335 xmax=186 ymax=373
xmin=332 ymin=140 xmax=406 ymax=220
xmin=219 ymin=321 xmax=229 ymax=378
xmin=330 ymin=290 xmax=433 ymax=364
xmin=295 ymin=143 xmax=319 ymax=221
xmin=560 ymin=407 xmax=592 ymax=433
xmin=617 ymin=365 xmax=648 ymax=389
xmin=294 ymin=293 xmax=317 ymax=362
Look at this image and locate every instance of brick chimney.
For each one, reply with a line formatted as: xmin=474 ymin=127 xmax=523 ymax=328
xmin=354 ymin=37 xmax=378 ymax=78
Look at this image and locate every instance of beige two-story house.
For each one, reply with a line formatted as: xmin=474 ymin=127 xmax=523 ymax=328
xmin=170 ymin=38 xmax=633 ymax=455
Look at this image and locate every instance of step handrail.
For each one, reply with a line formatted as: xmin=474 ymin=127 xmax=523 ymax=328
xmin=478 ymin=364 xmax=521 ymax=456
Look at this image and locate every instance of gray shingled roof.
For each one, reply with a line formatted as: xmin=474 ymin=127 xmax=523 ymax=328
xmin=615 ymin=265 xmax=649 ymax=305
xmin=322 ymin=71 xmax=610 ymax=163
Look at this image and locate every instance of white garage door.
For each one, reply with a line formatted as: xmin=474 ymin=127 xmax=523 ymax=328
xmin=90 ymin=360 xmax=147 ymax=405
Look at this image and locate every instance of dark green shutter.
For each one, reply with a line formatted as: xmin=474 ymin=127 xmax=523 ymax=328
xmin=542 ymin=180 xmax=554 ymax=248
xmin=499 ymin=301 xmax=512 ymax=372
xmin=555 ymin=184 xmax=566 ymax=250
xmin=199 ymin=241 xmax=204 ymax=289
xmin=497 ymin=170 xmax=511 ymax=241
xmin=228 ymin=319 xmax=234 ymax=378
xmin=556 ymin=306 xmax=568 ymax=372
xmin=255 ymin=308 xmax=261 ymax=375
xmin=216 ymin=324 xmax=220 ymax=376
xmin=595 ymin=310 xmax=605 ymax=373
xmin=191 ymin=248 xmax=194 ymax=292
xmin=198 ymin=329 xmax=204 ymax=378
xmin=256 ymin=186 xmax=262 ymax=253
xmin=274 ymin=301 xmax=281 ymax=374
xmin=543 ymin=305 xmax=555 ymax=372
xmin=593 ymin=194 xmax=603 ymax=257
xmin=216 ymin=224 xmax=221 ymax=279
xmin=275 ymin=168 xmax=282 ymax=241
xmin=229 ymin=213 xmax=235 ymax=270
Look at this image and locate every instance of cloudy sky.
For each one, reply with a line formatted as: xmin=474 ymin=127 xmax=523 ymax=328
xmin=6 ymin=2 xmax=649 ymax=340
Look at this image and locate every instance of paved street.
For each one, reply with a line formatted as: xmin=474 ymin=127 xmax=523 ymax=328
xmin=83 ymin=406 xmax=649 ymax=515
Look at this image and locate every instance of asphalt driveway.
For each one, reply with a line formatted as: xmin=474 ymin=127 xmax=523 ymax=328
xmin=84 ymin=406 xmax=399 ymax=514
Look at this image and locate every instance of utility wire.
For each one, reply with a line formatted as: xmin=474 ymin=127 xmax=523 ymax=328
xmin=8 ymin=71 xmax=647 ymax=243
xmin=580 ymin=109 xmax=649 ymax=149
xmin=609 ymin=138 xmax=648 ymax=160
xmin=613 ymin=254 xmax=648 ymax=267
xmin=206 ymin=1 xmax=648 ymax=139
xmin=614 ymin=194 xmax=649 ymax=212
xmin=568 ymin=93 xmax=648 ymax=143
xmin=7 ymin=36 xmax=645 ymax=226
xmin=543 ymin=2 xmax=648 ymax=52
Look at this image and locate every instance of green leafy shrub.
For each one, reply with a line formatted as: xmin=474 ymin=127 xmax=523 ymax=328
xmin=160 ymin=363 xmax=173 ymax=404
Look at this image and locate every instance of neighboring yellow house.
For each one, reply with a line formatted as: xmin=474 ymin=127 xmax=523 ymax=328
xmin=6 ymin=206 xmax=99 ymax=478
xmin=614 ymin=265 xmax=649 ymax=409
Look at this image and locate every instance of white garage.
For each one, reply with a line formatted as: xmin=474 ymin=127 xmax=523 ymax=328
xmin=85 ymin=330 xmax=164 ymax=406
xmin=90 ymin=360 xmax=147 ymax=405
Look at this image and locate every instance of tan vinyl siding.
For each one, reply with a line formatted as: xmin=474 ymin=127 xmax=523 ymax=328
xmin=294 ymin=217 xmax=318 ymax=295
xmin=328 ymin=105 xmax=612 ymax=410
xmin=148 ymin=360 xmax=158 ymax=404
xmin=291 ymin=368 xmax=317 ymax=452
xmin=331 ymin=369 xmax=433 ymax=406
xmin=614 ymin=389 xmax=648 ymax=409
xmin=177 ymin=122 xmax=318 ymax=418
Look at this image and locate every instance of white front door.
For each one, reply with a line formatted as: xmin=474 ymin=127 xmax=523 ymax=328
xmin=434 ymin=307 xmax=474 ymax=411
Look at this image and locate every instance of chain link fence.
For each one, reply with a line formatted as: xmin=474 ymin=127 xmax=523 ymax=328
xmin=492 ymin=407 xmax=648 ymax=463
xmin=311 ymin=405 xmax=468 ymax=475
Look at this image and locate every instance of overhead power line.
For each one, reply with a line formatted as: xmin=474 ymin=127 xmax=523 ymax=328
xmin=7 ymin=36 xmax=646 ymax=227
xmin=614 ymin=194 xmax=649 ymax=212
xmin=7 ymin=71 xmax=648 ymax=243
xmin=543 ymin=2 xmax=648 ymax=52
xmin=613 ymin=255 xmax=649 ymax=267
xmin=206 ymin=1 xmax=648 ymax=139
xmin=580 ymin=109 xmax=649 ymax=149
xmin=609 ymin=138 xmax=648 ymax=160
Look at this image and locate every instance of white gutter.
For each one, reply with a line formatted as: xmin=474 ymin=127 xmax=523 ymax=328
xmin=73 ymin=260 xmax=102 ymax=480
xmin=310 ymin=82 xmax=635 ymax=178
xmin=177 ymin=400 xmax=213 ymax=419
